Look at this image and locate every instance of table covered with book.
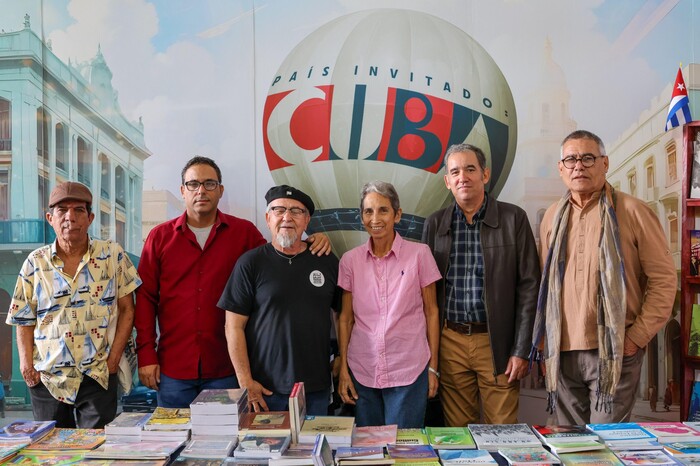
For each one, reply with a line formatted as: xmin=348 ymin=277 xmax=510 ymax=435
xmin=2 ymin=386 xmax=700 ymax=466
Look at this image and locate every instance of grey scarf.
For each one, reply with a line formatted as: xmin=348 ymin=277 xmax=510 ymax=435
xmin=530 ymin=183 xmax=626 ymax=414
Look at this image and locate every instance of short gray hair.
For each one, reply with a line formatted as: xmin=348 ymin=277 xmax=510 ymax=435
xmin=443 ymin=143 xmax=487 ymax=172
xmin=560 ymin=130 xmax=606 ymax=158
xmin=360 ymin=181 xmax=400 ymax=213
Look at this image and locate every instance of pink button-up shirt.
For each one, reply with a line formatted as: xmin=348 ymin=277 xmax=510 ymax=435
xmin=338 ymin=233 xmax=441 ymax=389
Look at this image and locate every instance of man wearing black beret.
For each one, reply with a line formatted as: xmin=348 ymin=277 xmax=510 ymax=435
xmin=218 ymin=185 xmax=340 ymax=415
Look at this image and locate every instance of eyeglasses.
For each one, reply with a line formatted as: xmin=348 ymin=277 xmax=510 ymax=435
xmin=561 ymin=153 xmax=605 ymax=169
xmin=268 ymin=206 xmax=307 ymax=218
xmin=184 ymin=180 xmax=220 ymax=191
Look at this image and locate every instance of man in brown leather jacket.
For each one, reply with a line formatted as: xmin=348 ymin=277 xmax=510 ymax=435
xmin=422 ymin=143 xmax=540 ymax=426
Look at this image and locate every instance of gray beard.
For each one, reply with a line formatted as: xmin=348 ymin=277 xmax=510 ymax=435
xmin=276 ymin=230 xmax=298 ymax=249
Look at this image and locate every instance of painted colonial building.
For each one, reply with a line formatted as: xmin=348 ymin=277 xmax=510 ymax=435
xmin=0 ymin=15 xmax=150 ymax=400
xmin=605 ymin=63 xmax=700 ymax=405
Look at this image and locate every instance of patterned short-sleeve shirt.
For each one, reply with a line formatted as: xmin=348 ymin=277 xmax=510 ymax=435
xmin=6 ymin=238 xmax=141 ymax=404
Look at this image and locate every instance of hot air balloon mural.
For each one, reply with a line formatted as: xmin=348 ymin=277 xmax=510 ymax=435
xmin=263 ymin=9 xmax=517 ymax=255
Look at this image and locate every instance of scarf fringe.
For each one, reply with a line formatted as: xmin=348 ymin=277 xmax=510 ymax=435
xmin=546 ymin=391 xmax=557 ymax=414
xmin=595 ymin=388 xmax=614 ymax=414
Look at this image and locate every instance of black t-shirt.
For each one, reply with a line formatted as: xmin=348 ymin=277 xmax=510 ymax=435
xmin=218 ymin=243 xmax=340 ymax=394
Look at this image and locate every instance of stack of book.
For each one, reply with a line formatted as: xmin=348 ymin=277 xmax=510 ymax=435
xmin=269 ymin=441 xmax=317 ymax=466
xmin=104 ymin=411 xmax=152 ymax=442
xmin=426 ymin=427 xmax=476 ymax=450
xmin=143 ymin=407 xmax=192 ymax=442
xmin=189 ymin=388 xmax=248 ymax=439
xmin=0 ymin=419 xmax=56 ymax=444
xmin=178 ymin=438 xmax=239 ymax=460
xmin=298 ymin=415 xmax=355 ymax=449
xmin=586 ymin=423 xmax=660 ymax=450
xmin=531 ymin=424 xmax=604 ymax=454
xmin=467 ymin=424 xmax=540 ymax=452
xmin=637 ymin=422 xmax=700 ymax=443
xmin=13 ymin=428 xmax=106 ymax=462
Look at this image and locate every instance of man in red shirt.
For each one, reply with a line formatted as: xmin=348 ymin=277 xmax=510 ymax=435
xmin=135 ymin=156 xmax=329 ymax=408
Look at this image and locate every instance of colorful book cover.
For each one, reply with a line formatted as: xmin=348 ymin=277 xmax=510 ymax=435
xmin=105 ymin=411 xmax=152 ymax=435
xmin=190 ymin=388 xmax=248 ymax=415
xmin=396 ymin=429 xmax=430 ymax=445
xmin=313 ymin=433 xmax=334 ymax=466
xmin=425 ymin=427 xmax=475 ymax=449
xmin=180 ymin=438 xmax=237 ymax=459
xmin=498 ymin=447 xmax=559 ymax=465
xmin=466 ymin=424 xmax=539 ymax=451
xmin=614 ymin=450 xmax=677 ymax=465
xmin=239 ymin=411 xmax=292 ymax=437
xmin=691 ymin=231 xmax=700 ymax=276
xmin=234 ymin=434 xmax=292 ymax=458
xmin=689 ymin=383 xmax=700 ymax=422
xmin=289 ymin=381 xmax=306 ymax=444
xmin=438 ymin=450 xmax=498 ymax=465
xmin=22 ymin=428 xmax=105 ymax=451
xmin=5 ymin=452 xmax=88 ymax=465
xmin=387 ymin=444 xmax=438 ymax=461
xmin=532 ymin=425 xmax=599 ymax=442
xmin=691 ymin=305 xmax=700 ymax=357
xmin=585 ymin=423 xmax=655 ymax=441
xmin=0 ymin=420 xmax=56 ymax=441
xmin=638 ymin=423 xmax=700 ymax=442
xmin=546 ymin=440 xmax=605 ymax=454
xmin=352 ymin=425 xmax=398 ymax=447
xmin=299 ymin=415 xmax=355 ymax=442
xmin=85 ymin=439 xmax=186 ymax=459
xmin=664 ymin=441 xmax=700 ymax=455
xmin=558 ymin=449 xmax=625 ymax=466
xmin=146 ymin=407 xmax=192 ymax=425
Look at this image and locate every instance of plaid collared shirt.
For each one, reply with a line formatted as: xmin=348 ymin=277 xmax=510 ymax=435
xmin=445 ymin=197 xmax=487 ymax=323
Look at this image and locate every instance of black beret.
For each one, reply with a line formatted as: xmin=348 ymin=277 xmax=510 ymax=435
xmin=264 ymin=185 xmax=315 ymax=216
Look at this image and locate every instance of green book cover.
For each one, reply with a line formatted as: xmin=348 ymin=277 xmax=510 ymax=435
xmin=425 ymin=427 xmax=475 ymax=449
xmin=690 ymin=304 xmax=700 ymax=357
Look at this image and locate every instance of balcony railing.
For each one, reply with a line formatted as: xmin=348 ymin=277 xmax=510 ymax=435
xmin=0 ymin=139 xmax=10 ymax=151
xmin=0 ymin=220 xmax=55 ymax=244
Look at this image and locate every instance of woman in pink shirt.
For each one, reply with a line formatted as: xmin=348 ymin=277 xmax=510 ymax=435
xmin=337 ymin=181 xmax=441 ymax=428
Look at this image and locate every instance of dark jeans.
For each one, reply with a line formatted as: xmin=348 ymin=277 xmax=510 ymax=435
xmin=29 ymin=374 xmax=118 ymax=428
xmin=351 ymin=366 xmax=428 ymax=428
xmin=157 ymin=373 xmax=238 ymax=408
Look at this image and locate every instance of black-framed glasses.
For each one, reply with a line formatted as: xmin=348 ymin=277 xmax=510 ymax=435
xmin=268 ymin=206 xmax=307 ymax=218
xmin=184 ymin=180 xmax=220 ymax=191
xmin=561 ymin=153 xmax=606 ymax=169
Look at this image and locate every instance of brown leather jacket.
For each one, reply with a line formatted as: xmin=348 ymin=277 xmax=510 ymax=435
xmin=421 ymin=195 xmax=540 ymax=375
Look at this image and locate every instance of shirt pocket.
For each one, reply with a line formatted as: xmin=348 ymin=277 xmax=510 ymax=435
xmin=89 ymin=278 xmax=115 ymax=321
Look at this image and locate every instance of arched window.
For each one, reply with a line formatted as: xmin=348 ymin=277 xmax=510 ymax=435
xmin=55 ymin=123 xmax=67 ymax=171
xmin=37 ymin=107 xmax=50 ymax=166
xmin=77 ymin=137 xmax=91 ymax=186
xmin=115 ymin=165 xmax=126 ymax=208
xmin=0 ymin=98 xmax=10 ymax=151
xmin=100 ymin=154 xmax=110 ymax=199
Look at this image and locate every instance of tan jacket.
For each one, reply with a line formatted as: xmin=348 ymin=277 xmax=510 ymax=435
xmin=539 ymin=190 xmax=676 ymax=351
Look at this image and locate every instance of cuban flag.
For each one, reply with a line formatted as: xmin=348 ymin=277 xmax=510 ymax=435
xmin=665 ymin=67 xmax=692 ymax=131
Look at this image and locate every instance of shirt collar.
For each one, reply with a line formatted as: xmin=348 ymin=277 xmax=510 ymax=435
xmin=453 ymin=193 xmax=488 ymax=225
xmin=50 ymin=236 xmax=93 ymax=266
xmin=176 ymin=209 xmax=226 ymax=230
xmin=364 ymin=231 xmax=404 ymax=259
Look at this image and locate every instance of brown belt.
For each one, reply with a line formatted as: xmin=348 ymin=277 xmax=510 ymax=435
xmin=445 ymin=320 xmax=488 ymax=335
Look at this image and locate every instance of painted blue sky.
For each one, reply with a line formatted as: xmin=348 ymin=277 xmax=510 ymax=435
xmin=0 ymin=0 xmax=698 ymax=220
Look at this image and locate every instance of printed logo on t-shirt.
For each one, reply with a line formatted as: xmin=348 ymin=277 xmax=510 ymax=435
xmin=309 ymin=270 xmax=325 ymax=287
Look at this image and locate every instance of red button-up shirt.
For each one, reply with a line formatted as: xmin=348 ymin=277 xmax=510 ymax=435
xmin=135 ymin=210 xmax=265 ymax=379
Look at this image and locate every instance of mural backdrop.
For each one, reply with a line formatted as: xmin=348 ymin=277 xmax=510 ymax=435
xmin=0 ymin=0 xmax=697 ymax=414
